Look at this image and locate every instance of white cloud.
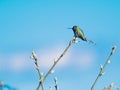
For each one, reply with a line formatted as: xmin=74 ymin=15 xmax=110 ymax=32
xmin=0 ymin=46 xmax=97 ymax=73
xmin=36 ymin=45 xmax=71 ymax=69
xmin=0 ymin=54 xmax=8 ymax=71
xmin=71 ymin=49 xmax=97 ymax=69
xmin=0 ymin=45 xmax=72 ymax=72
xmin=0 ymin=52 xmax=32 ymax=72
xmin=8 ymin=53 xmax=32 ymax=72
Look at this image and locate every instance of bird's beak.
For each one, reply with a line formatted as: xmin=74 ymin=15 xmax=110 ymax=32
xmin=67 ymin=28 xmax=72 ymax=29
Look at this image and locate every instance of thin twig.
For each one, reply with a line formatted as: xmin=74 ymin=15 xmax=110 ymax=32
xmin=43 ymin=38 xmax=76 ymax=82
xmin=32 ymin=51 xmax=44 ymax=90
xmin=31 ymin=38 xmax=76 ymax=89
xmin=54 ymin=77 xmax=58 ymax=90
xmin=103 ymin=83 xmax=120 ymax=90
xmin=91 ymin=46 xmax=117 ymax=90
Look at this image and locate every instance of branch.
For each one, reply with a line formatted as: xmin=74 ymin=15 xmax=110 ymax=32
xmin=30 ymin=38 xmax=77 ymax=89
xmin=54 ymin=77 xmax=58 ymax=90
xmin=31 ymin=51 xmax=44 ymax=90
xmin=103 ymin=83 xmax=120 ymax=90
xmin=43 ymin=38 xmax=76 ymax=82
xmin=91 ymin=45 xmax=117 ymax=90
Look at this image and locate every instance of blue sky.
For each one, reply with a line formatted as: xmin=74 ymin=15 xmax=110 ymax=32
xmin=0 ymin=0 xmax=120 ymax=90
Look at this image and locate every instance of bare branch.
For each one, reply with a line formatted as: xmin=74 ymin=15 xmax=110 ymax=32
xmin=91 ymin=46 xmax=117 ymax=90
xmin=54 ymin=77 xmax=58 ymax=90
xmin=31 ymin=51 xmax=44 ymax=90
xmin=43 ymin=38 xmax=76 ymax=82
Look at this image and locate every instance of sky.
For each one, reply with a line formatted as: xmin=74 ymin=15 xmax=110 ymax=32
xmin=0 ymin=0 xmax=120 ymax=90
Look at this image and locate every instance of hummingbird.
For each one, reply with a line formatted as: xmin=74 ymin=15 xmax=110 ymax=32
xmin=68 ymin=25 xmax=96 ymax=45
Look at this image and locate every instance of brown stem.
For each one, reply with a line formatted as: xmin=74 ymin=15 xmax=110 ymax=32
xmin=43 ymin=39 xmax=76 ymax=82
xmin=32 ymin=51 xmax=44 ymax=90
xmin=91 ymin=46 xmax=117 ymax=90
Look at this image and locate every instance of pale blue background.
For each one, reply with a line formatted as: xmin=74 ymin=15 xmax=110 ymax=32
xmin=0 ymin=0 xmax=120 ymax=90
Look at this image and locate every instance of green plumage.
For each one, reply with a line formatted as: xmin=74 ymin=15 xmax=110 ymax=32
xmin=72 ymin=26 xmax=87 ymax=41
xmin=71 ymin=25 xmax=96 ymax=45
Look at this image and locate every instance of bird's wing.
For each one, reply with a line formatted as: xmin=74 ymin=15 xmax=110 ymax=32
xmin=77 ymin=27 xmax=85 ymax=37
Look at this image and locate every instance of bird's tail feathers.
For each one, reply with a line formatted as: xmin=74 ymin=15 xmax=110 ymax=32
xmin=86 ymin=38 xmax=96 ymax=45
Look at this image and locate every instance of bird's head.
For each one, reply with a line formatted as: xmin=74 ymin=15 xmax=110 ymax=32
xmin=68 ymin=25 xmax=78 ymax=31
xmin=72 ymin=25 xmax=78 ymax=30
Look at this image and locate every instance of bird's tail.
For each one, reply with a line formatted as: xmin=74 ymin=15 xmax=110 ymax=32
xmin=86 ymin=38 xmax=96 ymax=45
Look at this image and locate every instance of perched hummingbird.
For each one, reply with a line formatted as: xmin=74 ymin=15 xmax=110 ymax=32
xmin=68 ymin=25 xmax=96 ymax=44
